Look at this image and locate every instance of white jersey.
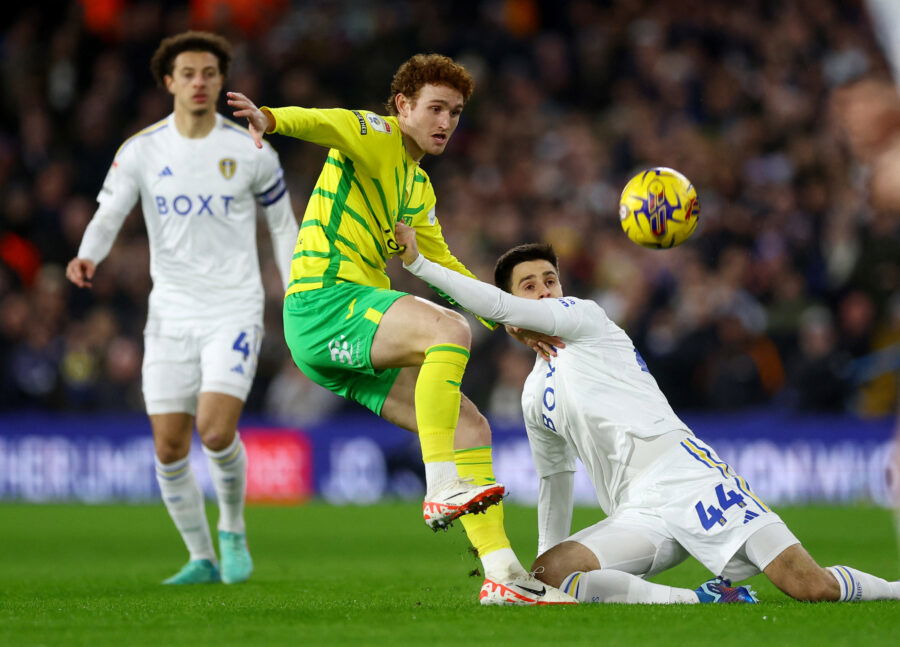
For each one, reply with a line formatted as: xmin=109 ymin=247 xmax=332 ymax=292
xmin=78 ymin=113 xmax=298 ymax=330
xmin=518 ymin=297 xmax=689 ymax=513
xmin=868 ymin=0 xmax=900 ymax=84
xmin=403 ymin=254 xmax=689 ymax=514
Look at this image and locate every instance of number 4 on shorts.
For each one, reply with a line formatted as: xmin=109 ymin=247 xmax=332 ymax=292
xmin=232 ymin=331 xmax=250 ymax=360
xmin=694 ymin=484 xmax=747 ymax=531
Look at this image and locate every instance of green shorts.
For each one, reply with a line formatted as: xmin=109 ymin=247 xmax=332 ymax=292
xmin=283 ymin=283 xmax=407 ymax=415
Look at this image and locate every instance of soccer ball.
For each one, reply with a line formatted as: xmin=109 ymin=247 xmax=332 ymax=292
xmin=618 ymin=167 xmax=700 ymax=249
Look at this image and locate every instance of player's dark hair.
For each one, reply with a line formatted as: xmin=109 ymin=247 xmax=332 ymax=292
xmin=494 ymin=243 xmax=559 ymax=293
xmin=150 ymin=31 xmax=232 ymax=87
xmin=385 ymin=53 xmax=475 ymax=115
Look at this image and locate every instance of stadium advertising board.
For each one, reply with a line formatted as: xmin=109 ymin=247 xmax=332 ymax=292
xmin=0 ymin=411 xmax=894 ymax=505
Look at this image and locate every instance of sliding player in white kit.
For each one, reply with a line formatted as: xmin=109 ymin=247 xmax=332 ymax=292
xmin=396 ymin=223 xmax=900 ymax=604
xmin=66 ymin=32 xmax=298 ymax=585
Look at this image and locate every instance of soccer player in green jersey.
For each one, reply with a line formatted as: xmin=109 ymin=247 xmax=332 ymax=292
xmin=228 ymin=54 xmax=574 ymax=604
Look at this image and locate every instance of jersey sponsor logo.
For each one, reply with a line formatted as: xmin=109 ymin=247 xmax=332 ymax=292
xmin=557 ymin=298 xmax=575 ymax=307
xmin=365 ymin=113 xmax=392 ymax=134
xmin=155 ymin=194 xmax=236 ymax=217
xmin=218 ymin=158 xmax=237 ymax=179
xmin=542 ymin=361 xmax=558 ymax=432
xmin=426 ymin=207 xmax=436 ymax=225
xmin=352 ymin=110 xmax=368 ymax=135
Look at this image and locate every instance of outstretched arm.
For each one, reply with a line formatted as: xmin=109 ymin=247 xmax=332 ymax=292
xmin=397 ymin=223 xmax=576 ymax=338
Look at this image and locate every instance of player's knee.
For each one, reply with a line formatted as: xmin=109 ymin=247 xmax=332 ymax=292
xmin=432 ymin=309 xmax=471 ymax=349
xmin=196 ymin=426 xmax=235 ymax=452
xmin=154 ymin=437 xmax=190 ymax=464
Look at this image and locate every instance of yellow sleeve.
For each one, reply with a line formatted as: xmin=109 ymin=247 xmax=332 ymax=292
xmin=413 ymin=200 xmax=500 ymax=331
xmin=263 ymin=107 xmax=395 ymax=173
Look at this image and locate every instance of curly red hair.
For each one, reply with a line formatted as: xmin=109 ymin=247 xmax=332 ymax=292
xmin=385 ymin=54 xmax=475 ymax=115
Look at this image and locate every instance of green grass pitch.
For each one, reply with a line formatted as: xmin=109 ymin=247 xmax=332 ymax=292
xmin=2 ymin=503 xmax=899 ymax=646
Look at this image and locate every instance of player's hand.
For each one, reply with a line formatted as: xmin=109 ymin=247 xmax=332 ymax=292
xmin=226 ymin=91 xmax=272 ymax=149
xmin=66 ymin=258 xmax=96 ymax=288
xmin=505 ymin=325 xmax=565 ymax=361
xmin=395 ymin=222 xmax=419 ymax=265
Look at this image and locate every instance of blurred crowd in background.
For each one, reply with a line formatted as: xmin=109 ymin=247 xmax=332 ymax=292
xmin=1 ymin=0 xmax=898 ymax=425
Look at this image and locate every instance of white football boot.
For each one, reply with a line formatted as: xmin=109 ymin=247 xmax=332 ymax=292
xmin=422 ymin=477 xmax=505 ymax=531
xmin=479 ymin=573 xmax=578 ymax=606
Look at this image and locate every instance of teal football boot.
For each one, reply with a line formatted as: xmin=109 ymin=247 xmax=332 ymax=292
xmin=162 ymin=559 xmax=220 ymax=585
xmin=219 ymin=530 xmax=253 ymax=584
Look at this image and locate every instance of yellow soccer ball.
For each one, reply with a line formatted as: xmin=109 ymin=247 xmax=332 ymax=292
xmin=618 ymin=167 xmax=700 ymax=249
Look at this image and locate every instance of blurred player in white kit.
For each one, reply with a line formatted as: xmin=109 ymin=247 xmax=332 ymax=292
xmin=833 ymin=0 xmax=900 ymax=565
xmin=397 ymin=223 xmax=900 ymax=604
xmin=66 ymin=31 xmax=298 ymax=585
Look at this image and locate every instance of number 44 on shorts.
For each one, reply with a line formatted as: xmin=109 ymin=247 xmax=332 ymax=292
xmin=695 ymin=484 xmax=747 ymax=531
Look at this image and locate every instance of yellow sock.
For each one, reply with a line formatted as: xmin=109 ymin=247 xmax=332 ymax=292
xmin=416 ymin=344 xmax=469 ymax=464
xmin=455 ymin=446 xmax=511 ymax=557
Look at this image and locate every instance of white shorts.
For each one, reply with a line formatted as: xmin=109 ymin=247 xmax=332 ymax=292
xmin=142 ymin=322 xmax=262 ymax=415
xmin=568 ymin=436 xmax=799 ymax=581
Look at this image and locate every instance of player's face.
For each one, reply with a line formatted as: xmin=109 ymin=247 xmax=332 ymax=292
xmin=397 ymin=83 xmax=464 ymax=158
xmin=510 ymin=260 xmax=563 ymax=300
xmin=165 ymin=51 xmax=223 ymax=116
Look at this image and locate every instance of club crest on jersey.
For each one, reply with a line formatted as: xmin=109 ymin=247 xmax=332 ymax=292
xmin=218 ymin=158 xmax=237 ymax=179
xmin=365 ymin=113 xmax=392 ymax=134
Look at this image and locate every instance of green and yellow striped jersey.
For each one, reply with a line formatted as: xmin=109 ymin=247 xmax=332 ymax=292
xmin=267 ymin=106 xmax=482 ymax=298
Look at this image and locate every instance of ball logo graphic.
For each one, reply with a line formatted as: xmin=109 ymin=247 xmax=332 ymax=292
xmin=619 ymin=167 xmax=699 ymax=249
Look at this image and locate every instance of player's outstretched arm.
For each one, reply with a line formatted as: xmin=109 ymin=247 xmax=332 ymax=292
xmin=398 ymin=224 xmax=562 ymax=358
xmin=227 ymin=91 xmax=274 ymax=149
xmin=397 ymin=223 xmax=569 ymax=338
xmin=65 ymin=258 xmax=96 ymax=289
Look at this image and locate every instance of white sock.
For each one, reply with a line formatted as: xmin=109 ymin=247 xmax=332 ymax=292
xmin=424 ymin=461 xmax=458 ymax=496
xmin=203 ymin=432 xmax=247 ymax=534
xmin=155 ymin=455 xmax=215 ymax=562
xmin=560 ymin=570 xmax=700 ymax=604
xmin=827 ymin=565 xmax=898 ymax=601
xmin=481 ymin=547 xmax=528 ymax=581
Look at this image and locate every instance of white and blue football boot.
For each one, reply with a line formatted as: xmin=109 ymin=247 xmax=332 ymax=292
xmin=695 ymin=577 xmax=759 ymax=603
